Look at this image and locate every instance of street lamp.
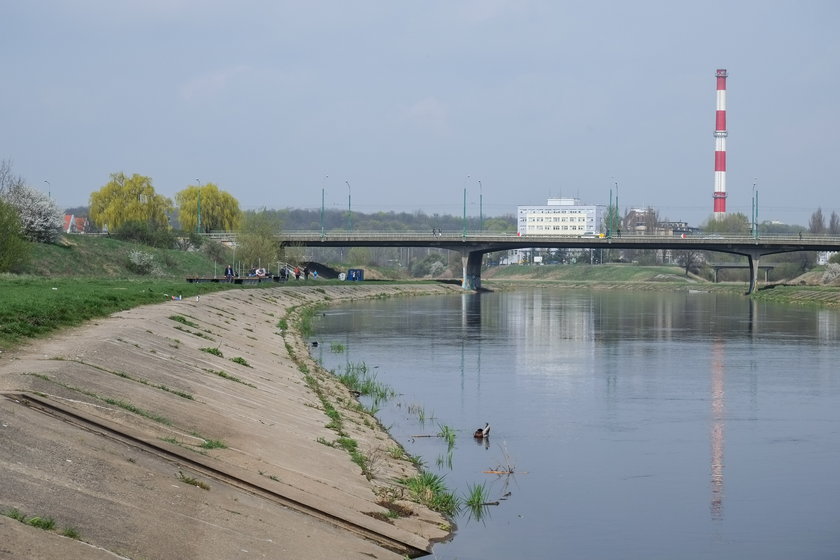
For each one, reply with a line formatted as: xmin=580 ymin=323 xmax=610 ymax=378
xmin=43 ymin=180 xmax=51 ymax=198
xmin=752 ymin=178 xmax=759 ymax=239
xmin=479 ymin=180 xmax=483 ymax=233
xmin=346 ymin=180 xmax=352 ymax=231
xmin=195 ymin=179 xmax=202 ymax=233
xmin=320 ymin=175 xmax=328 ymax=237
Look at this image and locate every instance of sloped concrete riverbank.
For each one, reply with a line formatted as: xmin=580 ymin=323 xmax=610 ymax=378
xmin=0 ymin=283 xmax=460 ymax=560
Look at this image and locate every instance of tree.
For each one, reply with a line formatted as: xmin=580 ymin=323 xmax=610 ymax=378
xmin=175 ymin=183 xmax=241 ymax=233
xmin=89 ymin=172 xmax=172 ymax=232
xmin=702 ymin=213 xmax=750 ymax=234
xmin=2 ymin=183 xmax=63 ymax=243
xmin=238 ymin=210 xmax=281 ymax=270
xmin=829 ymin=211 xmax=840 ymax=235
xmin=809 ymin=208 xmax=826 ymax=234
xmin=0 ymin=159 xmax=26 ymax=196
xmin=676 ymin=249 xmax=704 ymax=277
xmin=0 ymin=199 xmax=29 ymax=271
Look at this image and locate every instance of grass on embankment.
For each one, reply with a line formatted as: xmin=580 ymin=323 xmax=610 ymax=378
xmin=0 ymin=276 xmax=238 ymax=351
xmin=1 ymin=234 xmax=248 ymax=351
xmin=19 ymin=234 xmax=220 ymax=278
xmin=483 ymin=263 xmax=700 ymax=284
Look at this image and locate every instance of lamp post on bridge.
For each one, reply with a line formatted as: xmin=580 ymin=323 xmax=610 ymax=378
xmin=479 ymin=180 xmax=483 ymax=232
xmin=195 ymin=179 xmax=202 ymax=233
xmin=751 ymin=178 xmax=759 ymax=239
xmin=320 ymin=175 xmax=328 ymax=238
xmin=346 ymin=180 xmax=352 ymax=231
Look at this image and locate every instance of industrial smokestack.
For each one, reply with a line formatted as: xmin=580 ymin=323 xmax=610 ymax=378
xmin=713 ymin=68 xmax=728 ymax=219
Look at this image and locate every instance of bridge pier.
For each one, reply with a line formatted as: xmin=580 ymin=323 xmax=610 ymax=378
xmin=461 ymin=250 xmax=483 ymax=290
xmin=744 ymin=250 xmax=762 ymax=295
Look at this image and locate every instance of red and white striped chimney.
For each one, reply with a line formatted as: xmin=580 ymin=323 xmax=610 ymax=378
xmin=713 ymin=68 xmax=728 ymax=218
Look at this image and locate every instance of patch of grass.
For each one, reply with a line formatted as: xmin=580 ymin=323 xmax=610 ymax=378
xmin=437 ymin=424 xmax=456 ymax=449
xmin=337 ymin=362 xmax=396 ymax=405
xmin=204 ymin=368 xmax=256 ymax=388
xmin=330 ymin=342 xmax=345 ymax=353
xmin=169 ymin=315 xmax=199 ymax=328
xmin=29 ymin=373 xmax=173 ymax=425
xmin=200 ymin=439 xmax=227 ymax=449
xmin=178 ymin=470 xmax=210 ymax=490
xmin=200 ymin=346 xmax=224 ymax=357
xmin=61 ymin=527 xmax=82 ymax=539
xmin=0 ymin=271 xmax=238 ymax=351
xmin=27 ymin=516 xmax=56 ymax=530
xmin=173 ymin=325 xmax=215 ymax=340
xmin=230 ymin=356 xmax=251 ymax=367
xmin=2 ymin=508 xmax=26 ymax=521
xmin=398 ymin=472 xmax=460 ymax=516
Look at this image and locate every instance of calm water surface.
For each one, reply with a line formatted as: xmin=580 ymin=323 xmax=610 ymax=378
xmin=311 ymin=289 xmax=840 ymax=559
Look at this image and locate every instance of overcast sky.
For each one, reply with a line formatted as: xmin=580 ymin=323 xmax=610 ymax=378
xmin=3 ymin=1 xmax=838 ymax=227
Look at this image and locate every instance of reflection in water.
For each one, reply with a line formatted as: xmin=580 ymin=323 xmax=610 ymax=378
xmin=710 ymin=341 xmax=726 ymax=520
xmin=312 ymin=289 xmax=840 ymax=559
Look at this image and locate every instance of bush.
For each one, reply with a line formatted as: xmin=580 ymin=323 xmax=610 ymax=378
xmin=127 ymin=250 xmax=160 ymax=275
xmin=113 ymin=221 xmax=175 ymax=249
xmin=0 ymin=200 xmax=30 ymax=272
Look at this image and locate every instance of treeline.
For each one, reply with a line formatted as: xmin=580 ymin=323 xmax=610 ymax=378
xmin=243 ymin=207 xmax=516 ymax=234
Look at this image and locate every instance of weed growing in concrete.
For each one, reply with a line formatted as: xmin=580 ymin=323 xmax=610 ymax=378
xmin=169 ymin=315 xmax=199 ymax=328
xmin=230 ymin=356 xmax=251 ymax=367
xmin=200 ymin=439 xmax=227 ymax=449
xmin=178 ymin=470 xmax=210 ymax=490
xmin=200 ymin=346 xmax=223 ymax=357
xmin=204 ymin=368 xmax=256 ymax=388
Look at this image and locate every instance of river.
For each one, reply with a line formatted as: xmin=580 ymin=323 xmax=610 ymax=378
xmin=310 ymin=288 xmax=840 ymax=559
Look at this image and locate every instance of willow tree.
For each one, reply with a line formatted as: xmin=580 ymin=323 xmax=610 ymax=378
xmin=89 ymin=172 xmax=172 ymax=231
xmin=175 ymin=183 xmax=241 ymax=233
xmin=237 ymin=210 xmax=282 ymax=271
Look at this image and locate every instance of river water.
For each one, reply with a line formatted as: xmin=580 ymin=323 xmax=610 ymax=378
xmin=310 ymin=288 xmax=840 ymax=559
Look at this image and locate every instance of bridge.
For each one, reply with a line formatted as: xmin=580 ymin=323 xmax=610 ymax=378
xmin=208 ymin=231 xmax=840 ymax=294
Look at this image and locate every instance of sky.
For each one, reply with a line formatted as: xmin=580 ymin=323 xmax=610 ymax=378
xmin=2 ymin=0 xmax=839 ymax=228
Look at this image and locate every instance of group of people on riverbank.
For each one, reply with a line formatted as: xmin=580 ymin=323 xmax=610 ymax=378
xmin=223 ymin=264 xmax=317 ymax=281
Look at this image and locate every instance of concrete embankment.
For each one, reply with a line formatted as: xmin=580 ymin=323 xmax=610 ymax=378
xmin=0 ymin=282 xmax=461 ymax=560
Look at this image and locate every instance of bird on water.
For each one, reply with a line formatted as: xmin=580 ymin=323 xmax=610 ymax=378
xmin=474 ymin=423 xmax=490 ymax=438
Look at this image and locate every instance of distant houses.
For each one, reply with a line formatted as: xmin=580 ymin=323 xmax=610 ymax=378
xmin=63 ymin=214 xmax=91 ymax=234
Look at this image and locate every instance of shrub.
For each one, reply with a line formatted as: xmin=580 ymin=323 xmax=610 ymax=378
xmin=0 ymin=200 xmax=30 ymax=272
xmin=127 ymin=250 xmax=160 ymax=275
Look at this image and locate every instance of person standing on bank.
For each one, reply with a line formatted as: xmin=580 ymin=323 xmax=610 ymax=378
xmin=224 ymin=264 xmax=234 ymax=280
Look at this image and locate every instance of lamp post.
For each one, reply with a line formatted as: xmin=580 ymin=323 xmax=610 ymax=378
xmin=320 ymin=175 xmax=328 ymax=238
xmin=195 ymin=179 xmax=202 ymax=233
xmin=479 ymin=180 xmax=483 ymax=232
xmin=43 ymin=180 xmax=51 ymax=198
xmin=752 ymin=178 xmax=759 ymax=239
xmin=614 ymin=180 xmax=620 ymax=236
xmin=346 ymin=180 xmax=352 ymax=231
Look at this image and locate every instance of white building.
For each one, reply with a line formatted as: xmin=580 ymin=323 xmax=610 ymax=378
xmin=517 ymin=198 xmax=606 ymax=236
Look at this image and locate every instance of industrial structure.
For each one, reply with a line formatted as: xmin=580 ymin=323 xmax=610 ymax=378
xmin=517 ymin=198 xmax=605 ymax=236
xmin=713 ymin=68 xmax=729 ymax=219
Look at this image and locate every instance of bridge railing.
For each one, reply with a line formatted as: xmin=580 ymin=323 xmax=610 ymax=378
xmin=202 ymin=230 xmax=840 ymax=244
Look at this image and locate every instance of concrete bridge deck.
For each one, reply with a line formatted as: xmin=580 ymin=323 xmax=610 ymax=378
xmin=207 ymin=231 xmax=840 ymax=294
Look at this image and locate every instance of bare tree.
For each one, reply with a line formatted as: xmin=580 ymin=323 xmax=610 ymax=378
xmin=809 ymin=208 xmax=826 ymax=234
xmin=829 ymin=211 xmax=840 ymax=235
xmin=0 ymin=159 xmax=25 ymax=196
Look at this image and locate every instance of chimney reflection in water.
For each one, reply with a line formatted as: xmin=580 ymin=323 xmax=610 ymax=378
xmin=710 ymin=341 xmax=726 ymax=520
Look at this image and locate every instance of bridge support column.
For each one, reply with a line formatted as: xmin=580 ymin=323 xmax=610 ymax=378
xmin=461 ymin=250 xmax=483 ymax=290
xmin=744 ymin=250 xmax=762 ymax=295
